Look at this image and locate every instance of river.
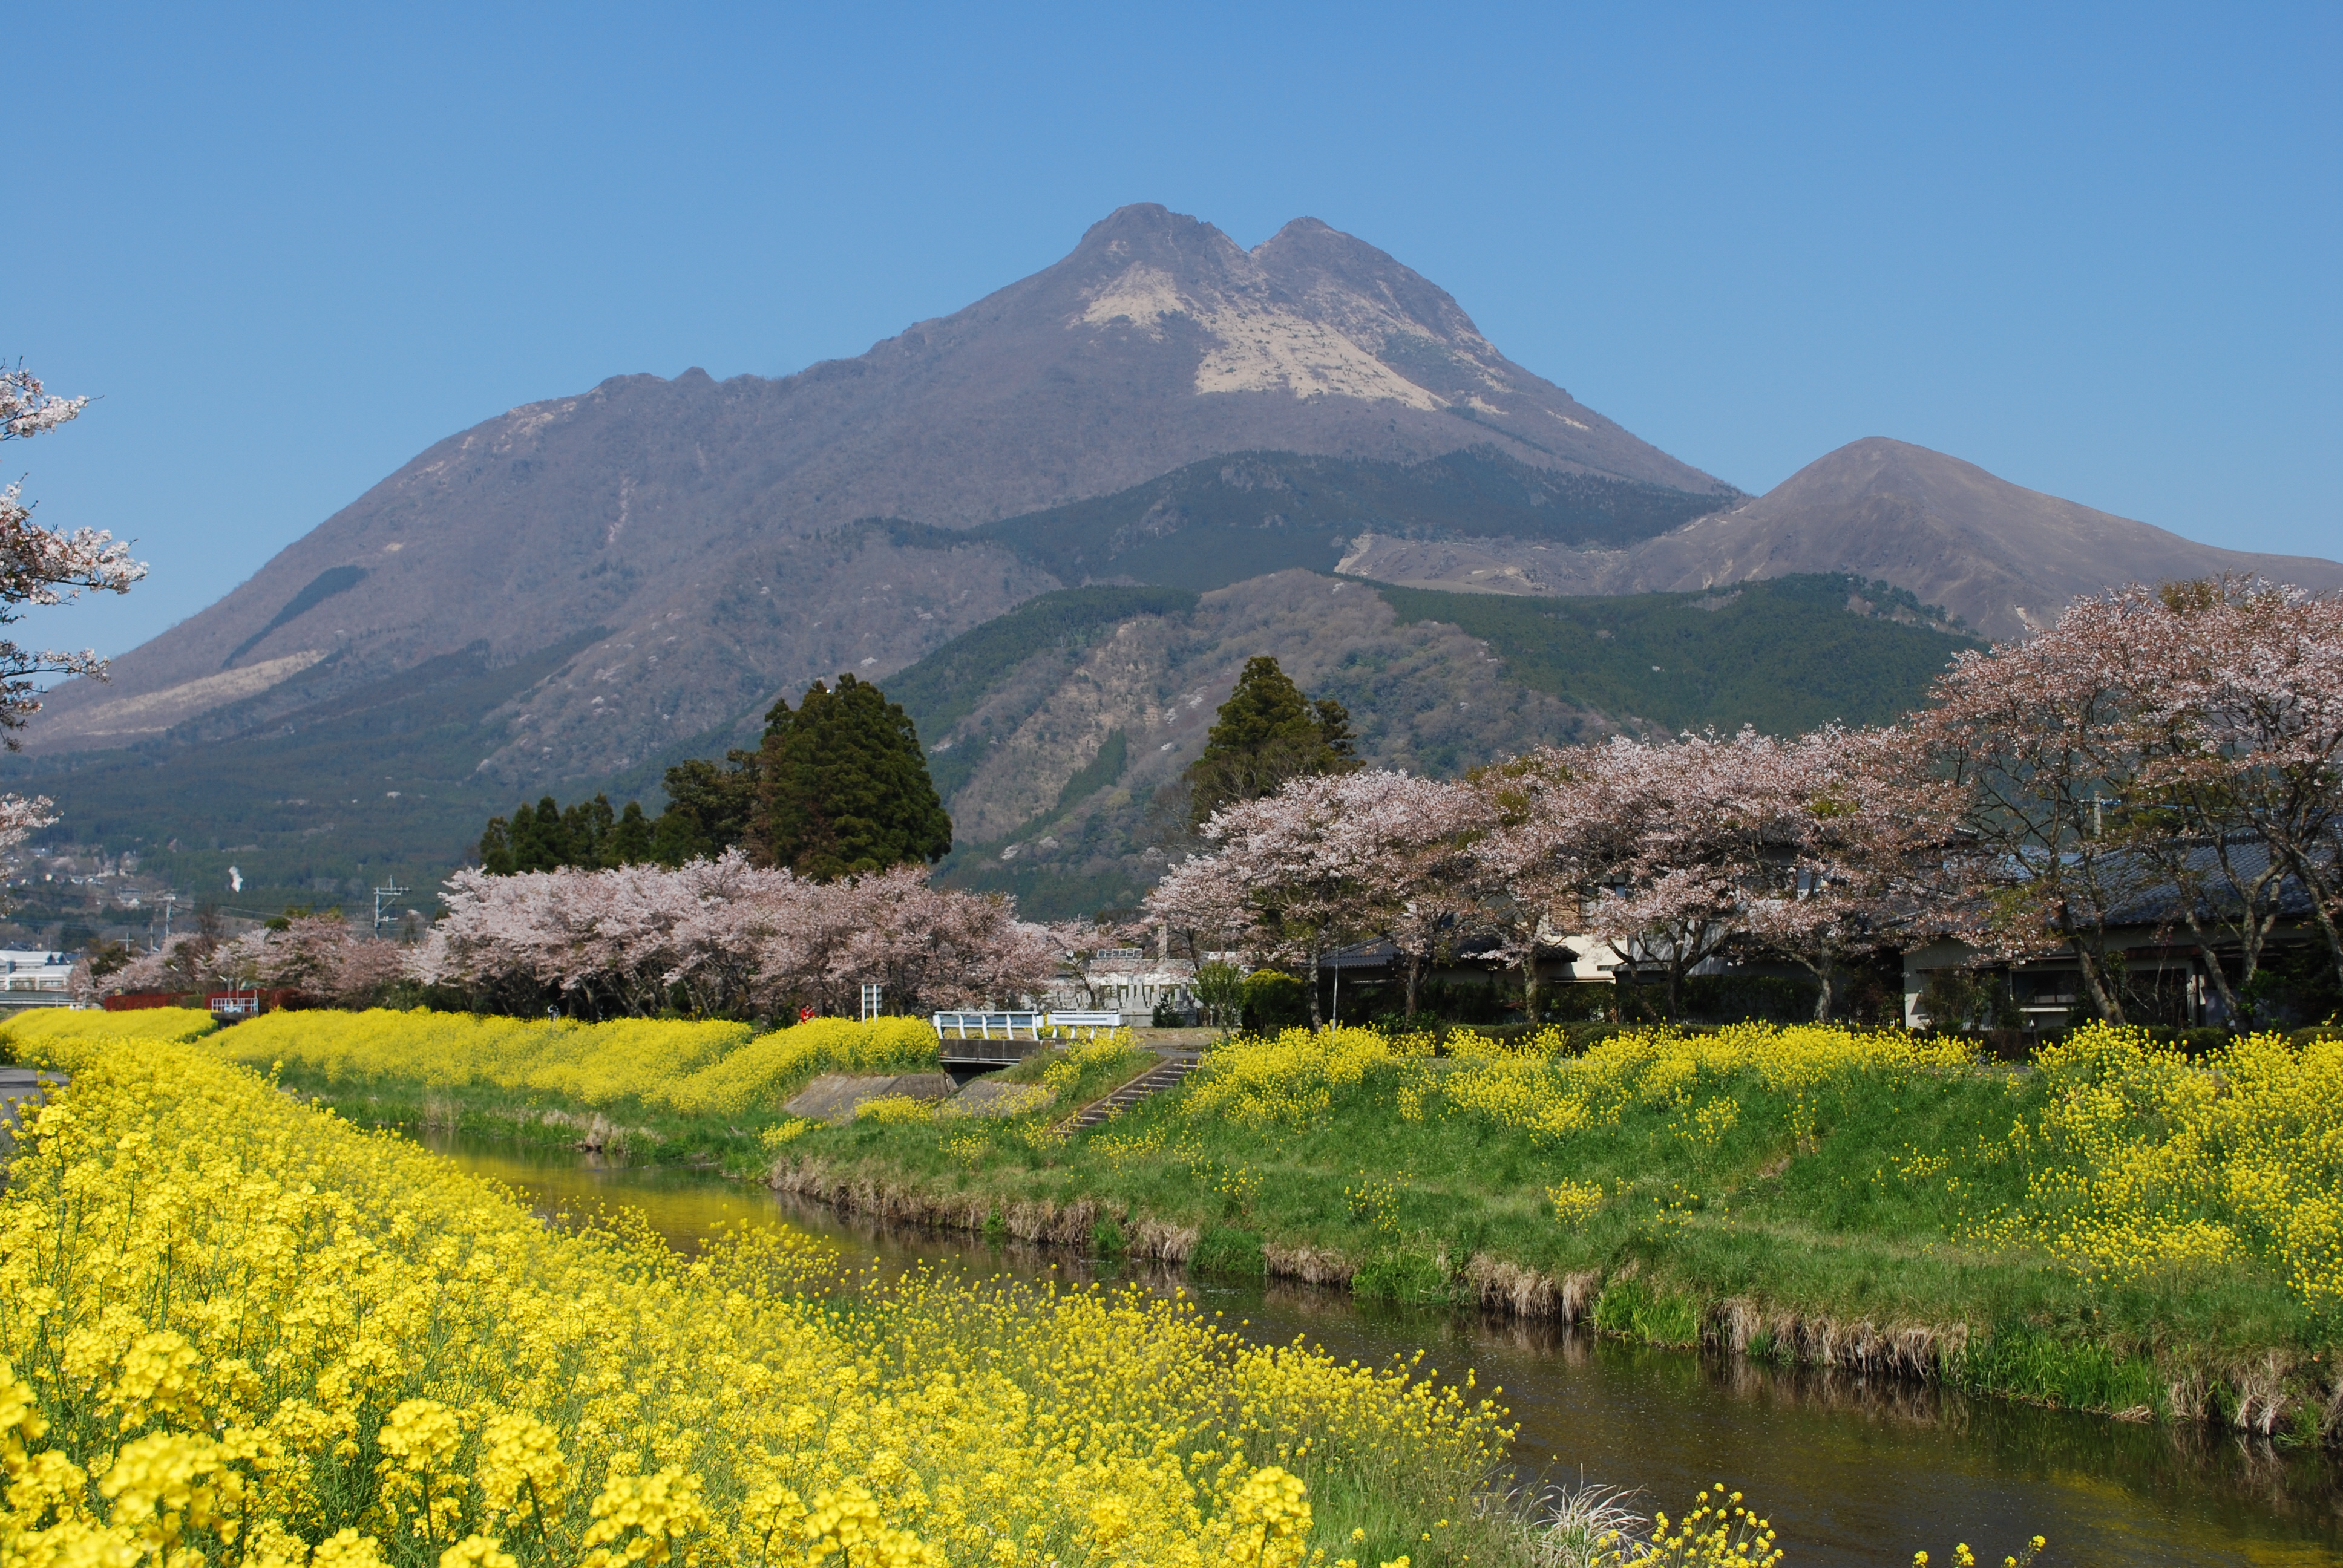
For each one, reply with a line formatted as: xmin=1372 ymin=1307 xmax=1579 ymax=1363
xmin=427 ymin=1135 xmax=2343 ymax=1567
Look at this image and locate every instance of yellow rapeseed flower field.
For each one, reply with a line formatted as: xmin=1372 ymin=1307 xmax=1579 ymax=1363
xmin=1 ymin=1008 xmax=940 ymax=1120
xmin=0 ymin=1028 xmax=1513 ymax=1568
xmin=3 ymin=1008 xmax=221 ymax=1049
xmin=1981 ymin=1022 xmax=2343 ymax=1304
xmin=1186 ymin=1021 xmax=2343 ymax=1311
xmin=1186 ymin=1024 xmax=1968 ymax=1149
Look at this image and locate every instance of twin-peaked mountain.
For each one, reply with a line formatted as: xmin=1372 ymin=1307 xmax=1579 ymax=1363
xmin=25 ymin=204 xmax=1726 ymax=780
xmin=9 ymin=203 xmax=2339 ymax=918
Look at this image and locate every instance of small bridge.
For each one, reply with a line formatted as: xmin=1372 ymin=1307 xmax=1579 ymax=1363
xmin=929 ymin=1011 xmax=1126 ymax=1080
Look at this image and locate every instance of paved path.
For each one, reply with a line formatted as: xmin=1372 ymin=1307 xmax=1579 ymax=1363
xmin=0 ymin=1067 xmax=68 ymax=1172
xmin=0 ymin=1066 xmax=66 ymax=1122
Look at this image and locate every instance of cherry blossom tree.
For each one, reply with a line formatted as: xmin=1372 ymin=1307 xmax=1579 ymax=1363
xmin=1145 ymin=849 xmax=1257 ymax=967
xmin=2121 ymin=579 xmax=2343 ymax=1013
xmin=1736 ymin=724 xmax=1973 ymax=1019
xmin=1147 ymin=769 xmax=1485 ymax=1028
xmin=1562 ymin=731 xmax=1821 ymax=1021
xmin=1370 ymin=775 xmax=1489 ymax=1019
xmin=1461 ymin=751 xmax=1593 ymax=1022
xmin=413 ymin=854 xmax=1058 ymax=1020
xmin=215 ymin=912 xmax=410 ymax=1008
xmin=0 ymin=363 xmax=147 ymax=851
xmin=1901 ymin=592 xmax=2177 ymax=1022
xmin=1049 ymin=917 xmax=1155 ymax=1010
xmin=1148 ymin=778 xmax=1366 ymax=1028
xmin=824 ymin=865 xmax=1058 ymax=1014
xmin=97 ymin=932 xmax=215 ymax=999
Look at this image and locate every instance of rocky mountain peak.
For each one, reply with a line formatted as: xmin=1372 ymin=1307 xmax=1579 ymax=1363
xmin=21 ymin=203 xmax=1726 ymax=775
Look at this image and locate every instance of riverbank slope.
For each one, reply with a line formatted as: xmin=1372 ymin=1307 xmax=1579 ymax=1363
xmin=25 ymin=1006 xmax=2335 ymax=1442
xmin=767 ymin=1022 xmax=2343 ymax=1441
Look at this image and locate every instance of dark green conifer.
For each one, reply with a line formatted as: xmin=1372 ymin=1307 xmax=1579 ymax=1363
xmin=1184 ymin=656 xmax=1362 ymax=828
xmin=606 ymin=800 xmax=655 ymax=866
xmin=480 ymin=791 xmax=667 ymax=873
xmin=560 ymin=795 xmax=616 ymax=867
xmin=753 ymin=674 xmax=951 ymax=880
xmin=473 ymin=676 xmax=947 ymax=880
xmin=649 ymin=751 xmax=761 ymax=866
xmin=479 ymin=815 xmax=517 ymax=875
xmin=505 ymin=797 xmax=568 ymax=872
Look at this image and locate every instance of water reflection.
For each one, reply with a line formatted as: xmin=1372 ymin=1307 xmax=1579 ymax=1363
xmin=425 ymin=1135 xmax=2343 ymax=1568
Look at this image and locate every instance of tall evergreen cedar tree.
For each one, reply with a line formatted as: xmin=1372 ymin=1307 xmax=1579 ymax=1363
xmin=476 ymin=675 xmax=950 ymax=880
xmin=1184 ymin=655 xmax=1360 ymax=829
xmin=479 ymin=795 xmax=655 ymax=874
xmin=753 ymin=675 xmax=953 ymax=877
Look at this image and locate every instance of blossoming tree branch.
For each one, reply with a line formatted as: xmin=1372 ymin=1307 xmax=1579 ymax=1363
xmin=0 ymin=362 xmax=146 ymax=843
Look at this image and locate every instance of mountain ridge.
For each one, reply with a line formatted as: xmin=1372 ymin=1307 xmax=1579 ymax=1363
xmin=23 ymin=203 xmax=1727 ymax=779
xmin=7 ymin=203 xmax=2339 ymax=923
xmin=1339 ymin=437 xmax=2343 ymax=639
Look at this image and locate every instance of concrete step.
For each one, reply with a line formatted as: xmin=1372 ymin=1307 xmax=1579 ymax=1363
xmin=1059 ymin=1056 xmax=1200 ymax=1132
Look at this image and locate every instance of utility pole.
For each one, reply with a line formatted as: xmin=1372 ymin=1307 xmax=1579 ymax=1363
xmin=372 ymin=881 xmax=411 ymax=935
xmin=159 ymin=892 xmax=180 ymax=947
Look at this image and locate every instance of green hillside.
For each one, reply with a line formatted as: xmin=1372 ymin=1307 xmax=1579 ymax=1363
xmin=885 ymin=587 xmax=1199 ymax=738
xmin=0 ymin=632 xmax=611 ymax=920
xmin=5 ymin=563 xmax=1972 ymax=932
xmin=1371 ymin=574 xmax=1978 ymax=734
xmin=957 ymin=447 xmax=1731 ymax=589
xmin=882 ymin=586 xmax=1199 ymax=804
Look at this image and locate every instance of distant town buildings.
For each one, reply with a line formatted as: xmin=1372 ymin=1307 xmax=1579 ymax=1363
xmin=0 ymin=949 xmax=76 ymax=1008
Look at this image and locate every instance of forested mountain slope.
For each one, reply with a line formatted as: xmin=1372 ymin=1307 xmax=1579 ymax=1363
xmin=11 ymin=203 xmax=2332 ymax=921
xmin=910 ymin=572 xmax=1975 ymax=918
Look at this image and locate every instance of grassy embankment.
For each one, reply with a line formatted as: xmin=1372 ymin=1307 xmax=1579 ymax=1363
xmin=0 ymin=1006 xmax=1156 ymax=1177
xmin=770 ymin=1021 xmax=2343 ymax=1437
xmin=17 ymin=1008 xmax=2338 ymax=1439
xmin=88 ymin=1009 xmax=946 ymax=1172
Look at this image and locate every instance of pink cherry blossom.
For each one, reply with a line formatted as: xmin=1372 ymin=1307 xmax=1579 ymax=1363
xmin=0 ymin=361 xmax=146 ymax=840
xmin=413 ymin=853 xmax=1059 ymax=1019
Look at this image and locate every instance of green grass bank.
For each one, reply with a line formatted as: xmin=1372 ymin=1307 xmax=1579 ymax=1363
xmin=767 ymin=1021 xmax=2343 ymax=1443
xmin=26 ymin=1007 xmax=2338 ymax=1443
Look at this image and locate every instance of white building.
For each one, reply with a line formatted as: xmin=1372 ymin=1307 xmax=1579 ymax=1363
xmin=1041 ymin=947 xmax=1201 ymax=1021
xmin=0 ymin=950 xmax=76 ymax=1008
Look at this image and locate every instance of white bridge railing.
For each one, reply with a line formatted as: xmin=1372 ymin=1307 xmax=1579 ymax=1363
xmin=930 ymin=1011 xmax=1126 ymax=1062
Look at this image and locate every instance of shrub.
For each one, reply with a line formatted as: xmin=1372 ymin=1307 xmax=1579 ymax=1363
xmin=1240 ymin=970 xmax=1309 ymax=1033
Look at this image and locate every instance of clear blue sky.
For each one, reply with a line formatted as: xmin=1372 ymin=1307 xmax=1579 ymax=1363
xmin=14 ymin=2 xmax=2339 ymax=658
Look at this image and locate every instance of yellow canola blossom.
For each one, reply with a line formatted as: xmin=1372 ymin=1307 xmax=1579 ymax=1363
xmin=1438 ymin=1025 xmax=1970 ymax=1146
xmin=1983 ymin=1023 xmax=2343 ymax=1304
xmin=0 ymin=1030 xmax=1512 ymax=1568
xmin=2 ymin=1008 xmax=219 ymax=1050
xmin=1184 ymin=1022 xmax=1968 ymax=1148
xmin=19 ymin=1008 xmax=943 ymax=1119
xmin=1178 ymin=1019 xmax=2343 ymax=1309
xmin=853 ymin=1095 xmax=935 ymax=1126
xmin=1040 ymin=1036 xmax=1139 ymax=1102
xmin=1545 ymin=1180 xmax=1604 ymax=1227
xmin=1184 ymin=1028 xmax=1430 ymax=1131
